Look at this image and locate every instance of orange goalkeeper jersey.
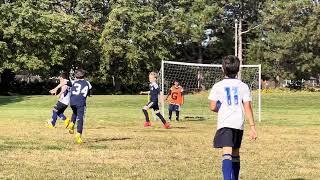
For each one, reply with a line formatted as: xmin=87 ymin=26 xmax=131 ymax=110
xmin=168 ymin=86 xmax=184 ymax=105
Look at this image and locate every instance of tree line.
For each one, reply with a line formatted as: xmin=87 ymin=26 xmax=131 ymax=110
xmin=0 ymin=0 xmax=319 ymax=94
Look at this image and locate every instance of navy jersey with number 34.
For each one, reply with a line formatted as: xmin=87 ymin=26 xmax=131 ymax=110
xmin=70 ymin=80 xmax=92 ymax=106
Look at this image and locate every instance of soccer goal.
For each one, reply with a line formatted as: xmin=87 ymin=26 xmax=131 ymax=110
xmin=159 ymin=60 xmax=262 ymax=122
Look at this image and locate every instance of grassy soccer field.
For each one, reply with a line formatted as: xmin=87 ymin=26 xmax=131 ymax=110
xmin=0 ymin=92 xmax=320 ymax=179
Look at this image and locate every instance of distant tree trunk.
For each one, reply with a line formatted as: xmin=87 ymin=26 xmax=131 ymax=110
xmin=274 ymin=75 xmax=280 ymax=88
xmin=113 ymin=75 xmax=121 ymax=92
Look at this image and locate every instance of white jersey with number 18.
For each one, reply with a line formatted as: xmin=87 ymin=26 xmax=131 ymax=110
xmin=208 ymin=78 xmax=252 ymax=130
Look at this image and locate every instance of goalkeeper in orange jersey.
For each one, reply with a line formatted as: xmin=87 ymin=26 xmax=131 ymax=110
xmin=166 ymin=80 xmax=184 ymax=121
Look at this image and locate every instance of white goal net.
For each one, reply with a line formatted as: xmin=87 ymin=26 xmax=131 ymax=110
xmin=159 ymin=61 xmax=261 ymax=122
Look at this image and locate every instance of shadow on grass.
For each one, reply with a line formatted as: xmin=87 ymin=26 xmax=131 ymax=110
xmin=183 ymin=116 xmax=208 ymax=121
xmin=171 ymin=126 xmax=188 ymax=129
xmin=0 ymin=96 xmax=29 ymax=106
xmin=287 ymin=178 xmax=307 ymax=180
xmin=86 ymin=126 xmax=108 ymax=130
xmin=87 ymin=137 xmax=132 ymax=143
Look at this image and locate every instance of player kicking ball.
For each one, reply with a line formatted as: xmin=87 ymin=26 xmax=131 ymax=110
xmin=141 ymin=72 xmax=170 ymax=129
xmin=208 ymin=55 xmax=257 ymax=180
xmin=48 ymin=72 xmax=71 ymax=128
xmin=50 ymin=69 xmax=92 ymax=144
xmin=165 ymin=80 xmax=184 ymax=122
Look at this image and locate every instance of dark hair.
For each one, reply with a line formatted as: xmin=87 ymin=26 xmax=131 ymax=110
xmin=60 ymin=72 xmax=69 ymax=79
xmin=222 ymin=55 xmax=240 ymax=78
xmin=75 ymin=69 xmax=86 ymax=79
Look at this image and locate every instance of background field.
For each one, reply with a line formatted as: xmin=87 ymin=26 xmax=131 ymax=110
xmin=0 ymin=92 xmax=320 ymax=179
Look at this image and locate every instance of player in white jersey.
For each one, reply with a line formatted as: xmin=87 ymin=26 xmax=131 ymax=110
xmin=208 ymin=55 xmax=257 ymax=180
xmin=48 ymin=72 xmax=71 ymax=128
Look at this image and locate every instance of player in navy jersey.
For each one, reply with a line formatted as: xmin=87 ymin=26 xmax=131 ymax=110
xmin=50 ymin=69 xmax=92 ymax=144
xmin=141 ymin=72 xmax=170 ymax=129
xmin=48 ymin=72 xmax=71 ymax=128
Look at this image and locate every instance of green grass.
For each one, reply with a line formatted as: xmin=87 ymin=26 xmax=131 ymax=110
xmin=0 ymin=92 xmax=320 ymax=179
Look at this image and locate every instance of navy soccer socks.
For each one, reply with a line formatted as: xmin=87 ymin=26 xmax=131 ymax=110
xmin=232 ymin=156 xmax=240 ymax=180
xmin=176 ymin=111 xmax=180 ymax=121
xmin=142 ymin=109 xmax=150 ymax=122
xmin=168 ymin=110 xmax=173 ymax=121
xmin=58 ymin=113 xmax=67 ymax=120
xmin=222 ymin=154 xmax=233 ymax=180
xmin=155 ymin=112 xmax=166 ymax=125
xmin=51 ymin=110 xmax=58 ymax=126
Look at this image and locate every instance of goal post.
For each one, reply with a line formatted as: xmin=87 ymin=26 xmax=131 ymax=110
xmin=159 ymin=60 xmax=262 ymax=122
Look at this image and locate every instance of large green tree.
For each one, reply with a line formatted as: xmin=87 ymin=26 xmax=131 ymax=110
xmin=248 ymin=0 xmax=320 ymax=84
xmin=0 ymin=0 xmax=109 ymax=77
xmin=0 ymin=0 xmax=78 ymax=75
xmin=100 ymin=0 xmax=222 ymax=89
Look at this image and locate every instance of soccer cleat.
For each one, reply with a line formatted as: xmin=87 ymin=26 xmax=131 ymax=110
xmin=163 ymin=122 xmax=171 ymax=129
xmin=64 ymin=117 xmax=71 ymax=128
xmin=75 ymin=133 xmax=83 ymax=144
xmin=68 ymin=122 xmax=75 ymax=134
xmin=144 ymin=121 xmax=151 ymax=127
xmin=47 ymin=120 xmax=55 ymax=129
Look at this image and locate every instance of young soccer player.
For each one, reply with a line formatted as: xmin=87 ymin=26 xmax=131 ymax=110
xmin=48 ymin=72 xmax=71 ymax=128
xmin=141 ymin=72 xmax=170 ymax=129
xmin=208 ymin=55 xmax=257 ymax=180
xmin=50 ymin=69 xmax=92 ymax=144
xmin=165 ymin=80 xmax=184 ymax=121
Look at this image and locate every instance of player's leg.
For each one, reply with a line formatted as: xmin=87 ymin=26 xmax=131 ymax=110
xmin=232 ymin=148 xmax=240 ymax=180
xmin=49 ymin=103 xmax=60 ymax=127
xmin=222 ymin=147 xmax=233 ymax=180
xmin=56 ymin=102 xmax=67 ymax=120
xmin=168 ymin=104 xmax=173 ymax=121
xmin=69 ymin=105 xmax=77 ymax=134
xmin=175 ymin=105 xmax=180 ymax=121
xmin=153 ymin=104 xmax=170 ymax=128
xmin=231 ymin=129 xmax=243 ymax=180
xmin=75 ymin=106 xmax=85 ymax=144
xmin=142 ymin=102 xmax=152 ymax=126
xmin=213 ymin=128 xmax=234 ymax=180
xmin=58 ymin=113 xmax=66 ymax=120
xmin=56 ymin=103 xmax=71 ymax=128
xmin=76 ymin=106 xmax=85 ymax=134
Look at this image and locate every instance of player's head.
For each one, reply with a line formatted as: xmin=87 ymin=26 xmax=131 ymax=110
xmin=173 ymin=79 xmax=179 ymax=87
xmin=222 ymin=55 xmax=240 ymax=78
xmin=59 ymin=72 xmax=68 ymax=81
xmin=75 ymin=69 xmax=86 ymax=79
xmin=149 ymin=72 xmax=158 ymax=82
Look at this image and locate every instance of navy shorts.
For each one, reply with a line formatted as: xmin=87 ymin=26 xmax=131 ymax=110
xmin=146 ymin=101 xmax=159 ymax=111
xmin=213 ymin=128 xmax=243 ymax=149
xmin=54 ymin=101 xmax=68 ymax=114
xmin=168 ymin=104 xmax=180 ymax=112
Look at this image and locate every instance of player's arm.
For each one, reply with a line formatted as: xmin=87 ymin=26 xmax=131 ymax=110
xmin=140 ymin=91 xmax=150 ymax=95
xmin=208 ymin=86 xmax=219 ymax=113
xmin=87 ymin=81 xmax=93 ymax=97
xmin=209 ymin=100 xmax=219 ymax=113
xmin=242 ymin=85 xmax=257 ymax=140
xmin=165 ymin=89 xmax=172 ymax=100
xmin=49 ymin=80 xmax=65 ymax=95
xmin=50 ymin=79 xmax=71 ymax=95
xmin=57 ymin=85 xmax=67 ymax=97
xmin=158 ymin=91 xmax=164 ymax=105
xmin=243 ymin=101 xmax=257 ymax=140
